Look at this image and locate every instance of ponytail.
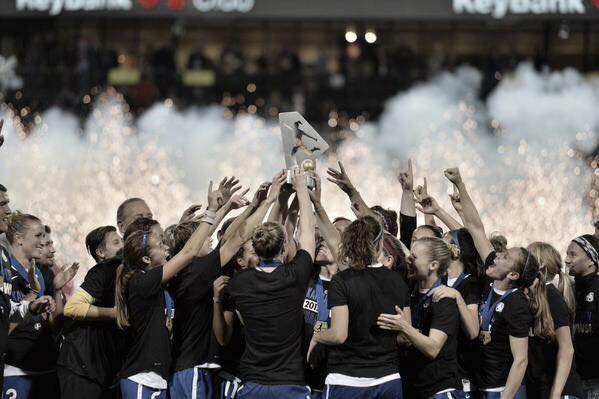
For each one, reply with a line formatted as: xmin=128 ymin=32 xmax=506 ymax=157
xmin=515 ymin=247 xmax=555 ymax=341
xmin=115 ymin=263 xmax=134 ymax=329
xmin=557 ymin=270 xmax=576 ymax=314
xmin=528 ymin=273 xmax=555 ymax=341
xmin=115 ymin=229 xmax=153 ymax=329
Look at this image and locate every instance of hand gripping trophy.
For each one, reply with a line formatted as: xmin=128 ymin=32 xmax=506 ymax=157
xmin=279 ymin=112 xmax=330 ymax=189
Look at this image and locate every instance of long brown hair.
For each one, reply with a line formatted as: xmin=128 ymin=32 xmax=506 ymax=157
xmin=338 ymin=216 xmax=383 ymax=270
xmin=528 ymin=241 xmax=575 ymax=314
xmin=512 ymin=247 xmax=555 ymax=341
xmin=115 ymin=219 xmax=159 ymax=329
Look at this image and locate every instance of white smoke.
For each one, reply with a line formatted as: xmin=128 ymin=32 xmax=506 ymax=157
xmin=0 ymin=63 xmax=597 ymax=285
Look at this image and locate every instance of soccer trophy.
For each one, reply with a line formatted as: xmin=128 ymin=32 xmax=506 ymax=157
xmin=279 ymin=112 xmax=329 ymax=190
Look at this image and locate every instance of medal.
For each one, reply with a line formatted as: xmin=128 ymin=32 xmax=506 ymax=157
xmin=314 ymin=320 xmax=328 ymax=333
xmin=479 ymin=331 xmax=492 ymax=345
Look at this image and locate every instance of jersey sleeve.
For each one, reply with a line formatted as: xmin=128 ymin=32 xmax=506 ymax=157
xmin=129 ymin=266 xmax=164 ymax=298
xmin=400 ymin=213 xmax=417 ymax=249
xmin=328 ymin=274 xmax=348 ymax=308
xmin=431 ymin=297 xmax=459 ymax=336
xmin=505 ymin=293 xmax=532 ymax=338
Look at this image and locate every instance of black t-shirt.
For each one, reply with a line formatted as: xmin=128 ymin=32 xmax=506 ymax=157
xmin=475 ymin=288 xmax=532 ymax=389
xmin=527 ymin=284 xmax=582 ymax=399
xmin=57 ymin=256 xmax=125 ymax=385
xmin=303 ymin=273 xmax=331 ymax=391
xmin=445 ymin=274 xmax=481 ymax=381
xmin=6 ymin=262 xmax=57 ymax=372
xmin=327 ymin=265 xmax=410 ymax=379
xmin=406 ymin=289 xmax=460 ymax=398
xmin=169 ymin=249 xmax=222 ymax=372
xmin=573 ymin=273 xmax=599 ymax=380
xmin=229 ymin=250 xmax=314 ymax=385
xmin=119 ymin=266 xmax=171 ymax=380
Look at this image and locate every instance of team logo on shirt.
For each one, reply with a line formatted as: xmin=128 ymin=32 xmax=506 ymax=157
xmin=586 ymin=292 xmax=595 ymax=302
xmin=34 ymin=323 xmax=41 ymax=331
xmin=496 ymin=303 xmax=505 ymax=312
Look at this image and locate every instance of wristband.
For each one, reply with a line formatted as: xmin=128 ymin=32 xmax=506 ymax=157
xmin=201 ymin=216 xmax=215 ymax=226
xmin=204 ymin=210 xmax=217 ymax=218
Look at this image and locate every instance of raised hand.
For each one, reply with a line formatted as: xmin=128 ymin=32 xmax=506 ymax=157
xmin=218 ymin=176 xmax=242 ymax=207
xmin=416 ymin=196 xmax=440 ymax=215
xmin=398 ymin=159 xmax=414 ymax=191
xmin=227 ymin=189 xmax=251 ymax=210
xmin=307 ymin=174 xmax=322 ymax=205
xmin=413 ymin=177 xmax=429 ymax=204
xmin=266 ymin=171 xmax=288 ymax=203
xmin=251 ymin=182 xmax=272 ymax=208
xmin=179 ymin=204 xmax=203 ymax=224
xmin=207 ymin=180 xmax=225 ymax=211
xmin=54 ymin=262 xmax=80 ymax=291
xmin=327 ymin=161 xmax=356 ymax=196
xmin=444 ymin=168 xmax=462 ymax=185
xmin=0 ymin=119 xmax=4 ymax=148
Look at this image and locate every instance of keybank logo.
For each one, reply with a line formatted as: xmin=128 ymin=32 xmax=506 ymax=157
xmin=138 ymin=0 xmax=255 ymax=12
xmin=453 ymin=0 xmax=588 ymax=19
xmin=16 ymin=0 xmax=255 ymax=14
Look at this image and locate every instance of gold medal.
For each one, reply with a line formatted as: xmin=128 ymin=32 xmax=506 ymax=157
xmin=479 ymin=331 xmax=492 ymax=345
xmin=314 ymin=321 xmax=328 ymax=333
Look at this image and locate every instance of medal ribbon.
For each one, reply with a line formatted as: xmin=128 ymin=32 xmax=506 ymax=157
xmin=412 ymin=278 xmax=442 ymax=330
xmin=315 ymin=276 xmax=329 ymax=324
xmin=480 ymin=287 xmax=517 ymax=332
xmin=450 ymin=272 xmax=470 ymax=290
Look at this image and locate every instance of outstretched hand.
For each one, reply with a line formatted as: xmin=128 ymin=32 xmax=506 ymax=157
xmin=327 ymin=161 xmax=356 ymax=196
xmin=266 ymin=172 xmax=288 ymax=203
xmin=218 ymin=176 xmax=242 ymax=207
xmin=207 ymin=180 xmax=225 ymax=211
xmin=307 ymin=174 xmax=322 ymax=204
xmin=251 ymin=182 xmax=272 ymax=208
xmin=179 ymin=204 xmax=203 ymax=224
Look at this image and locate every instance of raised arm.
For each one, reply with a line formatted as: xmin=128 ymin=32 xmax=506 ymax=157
xmin=398 ymin=159 xmax=416 ymax=218
xmin=413 ymin=178 xmax=436 ymax=227
xmin=267 ymin=185 xmax=292 ymax=224
xmin=293 ymin=168 xmax=316 ymax=259
xmin=327 ymin=161 xmax=379 ymax=221
xmin=284 ymin=195 xmax=299 ymax=261
xmin=162 ymin=181 xmax=224 ymax=283
xmin=220 ymin=183 xmax=270 ymax=244
xmin=444 ymin=168 xmax=494 ymax=261
xmin=308 ymin=175 xmax=341 ymax=261
xmin=416 ymin=196 xmax=463 ymax=232
xmin=219 ymin=173 xmax=288 ymax=266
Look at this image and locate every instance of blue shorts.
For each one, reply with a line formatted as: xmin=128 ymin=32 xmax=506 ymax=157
xmin=4 ymin=376 xmax=33 ymax=399
xmin=325 ymin=378 xmax=403 ymax=399
xmin=480 ymin=385 xmax=526 ymax=399
xmin=170 ymin=368 xmax=214 ymax=399
xmin=431 ymin=391 xmax=458 ymax=399
xmin=236 ymin=383 xmax=310 ymax=399
xmin=120 ymin=378 xmax=167 ymax=399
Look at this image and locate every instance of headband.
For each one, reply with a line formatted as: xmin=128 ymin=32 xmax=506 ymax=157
xmin=573 ymin=236 xmax=599 ymax=268
xmin=142 ymin=232 xmax=149 ymax=255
